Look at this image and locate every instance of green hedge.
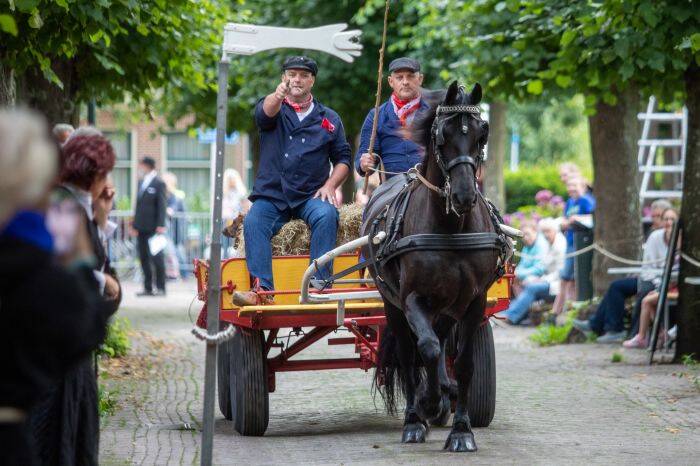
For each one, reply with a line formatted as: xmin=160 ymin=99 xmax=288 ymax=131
xmin=504 ymin=166 xmax=567 ymax=213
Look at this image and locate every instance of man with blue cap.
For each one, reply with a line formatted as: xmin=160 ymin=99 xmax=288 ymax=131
xmin=232 ymin=56 xmax=351 ymax=306
xmin=355 ymin=57 xmax=428 ymax=179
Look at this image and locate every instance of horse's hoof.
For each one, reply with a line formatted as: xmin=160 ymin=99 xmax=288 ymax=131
xmin=428 ymin=394 xmax=451 ymax=426
xmin=401 ymin=422 xmax=427 ymax=443
xmin=443 ymin=431 xmax=477 ymax=452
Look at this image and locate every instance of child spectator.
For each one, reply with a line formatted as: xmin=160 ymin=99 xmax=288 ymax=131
xmin=513 ymin=221 xmax=548 ymax=292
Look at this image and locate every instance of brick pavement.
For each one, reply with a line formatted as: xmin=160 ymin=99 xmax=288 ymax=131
xmin=100 ymin=280 xmax=700 ymax=465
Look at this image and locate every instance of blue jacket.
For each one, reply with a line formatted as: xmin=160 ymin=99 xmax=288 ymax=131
xmin=563 ymin=194 xmax=596 ymax=246
xmin=354 ymin=99 xmax=428 ymax=178
xmin=515 ymin=234 xmax=548 ymax=281
xmin=251 ymin=98 xmax=351 ymax=210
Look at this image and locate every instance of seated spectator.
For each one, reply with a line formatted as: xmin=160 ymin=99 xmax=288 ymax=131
xmin=623 ymin=209 xmax=681 ymax=348
xmin=574 ymin=207 xmax=679 ymax=343
xmin=514 ymin=221 xmax=548 ymax=289
xmin=552 ymin=176 xmax=595 ymax=315
xmin=501 ymin=218 xmax=566 ymax=324
xmin=648 ymin=199 xmax=672 ymax=231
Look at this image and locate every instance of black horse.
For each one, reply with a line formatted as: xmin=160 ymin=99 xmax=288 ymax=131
xmin=361 ymin=81 xmax=505 ymax=452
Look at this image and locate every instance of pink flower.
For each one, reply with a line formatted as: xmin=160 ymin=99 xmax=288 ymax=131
xmin=550 ymin=195 xmax=564 ymax=206
xmin=535 ymin=189 xmax=553 ymax=206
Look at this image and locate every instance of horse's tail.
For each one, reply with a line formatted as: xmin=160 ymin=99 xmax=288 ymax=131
xmin=373 ymin=321 xmax=411 ymax=416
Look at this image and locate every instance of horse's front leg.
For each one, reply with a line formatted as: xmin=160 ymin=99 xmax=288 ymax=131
xmin=404 ymin=292 xmax=448 ymax=423
xmin=445 ymin=295 xmax=485 ymax=452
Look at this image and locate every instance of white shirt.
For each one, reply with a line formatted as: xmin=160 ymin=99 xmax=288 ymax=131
xmin=296 ymin=102 xmax=315 ymax=121
xmin=640 ymin=228 xmax=669 ymax=284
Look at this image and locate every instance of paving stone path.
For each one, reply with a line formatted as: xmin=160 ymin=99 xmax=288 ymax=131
xmin=100 ymin=280 xmax=700 ymax=465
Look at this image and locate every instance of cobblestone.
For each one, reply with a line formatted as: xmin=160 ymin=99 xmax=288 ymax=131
xmin=100 ymin=280 xmax=700 ymax=465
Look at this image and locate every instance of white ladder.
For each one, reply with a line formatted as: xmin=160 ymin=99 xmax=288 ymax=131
xmin=638 ymin=96 xmax=687 ymax=200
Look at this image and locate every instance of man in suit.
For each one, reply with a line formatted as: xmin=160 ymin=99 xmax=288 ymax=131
xmin=133 ymin=156 xmax=167 ymax=296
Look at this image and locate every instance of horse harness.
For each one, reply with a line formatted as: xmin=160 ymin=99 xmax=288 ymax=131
xmin=317 ymin=100 xmax=511 ymax=306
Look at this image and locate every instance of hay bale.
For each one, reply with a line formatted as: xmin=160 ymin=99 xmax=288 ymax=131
xmin=232 ymin=203 xmax=365 ymax=257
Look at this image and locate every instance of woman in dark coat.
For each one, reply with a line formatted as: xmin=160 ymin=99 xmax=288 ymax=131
xmin=0 ymin=111 xmax=112 ymax=466
xmin=29 ymin=133 xmax=121 ymax=466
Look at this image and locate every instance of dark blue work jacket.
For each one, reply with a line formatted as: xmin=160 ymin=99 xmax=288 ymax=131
xmin=354 ymin=99 xmax=428 ymax=178
xmin=250 ymin=98 xmax=351 ymax=210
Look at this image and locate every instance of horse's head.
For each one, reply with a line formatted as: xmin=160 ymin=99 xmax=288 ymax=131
xmin=427 ymin=81 xmax=489 ymax=216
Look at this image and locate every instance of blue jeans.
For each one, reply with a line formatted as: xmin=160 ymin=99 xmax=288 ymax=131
xmin=503 ymin=282 xmax=551 ymax=324
xmin=243 ymin=197 xmax=339 ymax=290
xmin=588 ymin=277 xmax=637 ymax=334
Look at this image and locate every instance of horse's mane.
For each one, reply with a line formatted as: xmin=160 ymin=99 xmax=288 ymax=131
xmin=408 ymin=88 xmax=448 ymax=176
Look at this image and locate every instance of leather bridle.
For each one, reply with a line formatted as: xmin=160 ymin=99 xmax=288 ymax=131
xmin=419 ymin=93 xmax=486 ymax=215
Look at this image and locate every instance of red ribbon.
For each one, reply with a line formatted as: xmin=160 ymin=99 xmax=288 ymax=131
xmin=321 ymin=117 xmax=336 ymax=133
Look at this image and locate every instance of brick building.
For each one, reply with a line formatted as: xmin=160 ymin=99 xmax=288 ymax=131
xmin=90 ymin=107 xmax=251 ymax=211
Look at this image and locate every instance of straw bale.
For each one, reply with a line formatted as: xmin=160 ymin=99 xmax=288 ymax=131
xmin=231 ymin=203 xmax=365 ymax=257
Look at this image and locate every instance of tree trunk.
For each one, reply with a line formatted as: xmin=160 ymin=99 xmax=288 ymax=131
xmin=484 ymin=100 xmax=507 ymax=211
xmin=0 ymin=63 xmax=15 ymax=106
xmin=15 ymin=60 xmax=79 ymax=127
xmin=675 ymin=64 xmax=700 ymax=361
xmin=588 ymin=88 xmax=643 ymax=295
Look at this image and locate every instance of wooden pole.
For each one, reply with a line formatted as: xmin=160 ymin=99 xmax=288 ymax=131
xmin=362 ymin=0 xmax=390 ymax=194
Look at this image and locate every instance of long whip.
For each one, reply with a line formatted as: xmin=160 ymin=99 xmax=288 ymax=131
xmin=363 ymin=0 xmax=391 ymax=195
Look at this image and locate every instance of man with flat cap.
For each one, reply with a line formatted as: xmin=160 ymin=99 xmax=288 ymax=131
xmin=355 ymin=57 xmax=428 ymax=179
xmin=232 ymin=56 xmax=351 ymax=306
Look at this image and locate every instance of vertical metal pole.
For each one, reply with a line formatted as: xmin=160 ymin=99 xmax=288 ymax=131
xmin=200 ymin=58 xmax=229 ymax=466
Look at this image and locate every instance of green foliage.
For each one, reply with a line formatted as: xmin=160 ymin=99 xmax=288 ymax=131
xmin=529 ymin=320 xmax=573 ymax=347
xmin=504 ymin=167 xmax=566 ymax=213
xmin=115 ymin=196 xmax=131 ymax=211
xmin=187 ymin=192 xmax=209 ymax=213
xmin=98 ymin=317 xmax=131 ymax=359
xmin=507 ymin=96 xmax=592 ymax=167
xmin=98 ymin=383 xmax=118 ymax=418
xmin=611 ymin=352 xmax=624 ymax=363
xmin=682 ymin=353 xmax=699 ymax=367
xmin=1 ymin=0 xmax=233 ymax=119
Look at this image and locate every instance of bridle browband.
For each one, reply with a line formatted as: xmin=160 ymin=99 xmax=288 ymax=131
xmin=417 ymin=92 xmax=486 ymax=215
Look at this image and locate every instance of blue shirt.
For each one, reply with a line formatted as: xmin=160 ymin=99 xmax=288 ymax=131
xmin=251 ymin=98 xmax=351 ymax=210
xmin=0 ymin=210 xmax=53 ymax=252
xmin=354 ymin=99 xmax=428 ymax=178
xmin=564 ymin=194 xmax=596 ymax=246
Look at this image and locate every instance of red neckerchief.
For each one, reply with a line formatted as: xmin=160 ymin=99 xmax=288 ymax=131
xmin=284 ymin=94 xmax=313 ymax=113
xmin=391 ymin=92 xmax=421 ymax=126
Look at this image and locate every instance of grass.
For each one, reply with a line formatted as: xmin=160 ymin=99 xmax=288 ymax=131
xmin=530 ymin=319 xmax=573 ymax=346
xmin=98 ymin=383 xmax=118 ymax=418
xmin=680 ymin=354 xmax=700 ymax=390
xmin=611 ymin=352 xmax=624 ymax=363
xmin=98 ymin=317 xmax=131 ymax=358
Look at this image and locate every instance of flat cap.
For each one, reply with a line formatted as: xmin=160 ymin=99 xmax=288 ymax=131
xmin=389 ymin=57 xmax=421 ymax=73
xmin=282 ymin=56 xmax=318 ymax=76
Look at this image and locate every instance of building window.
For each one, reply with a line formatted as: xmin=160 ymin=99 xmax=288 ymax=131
xmin=104 ymin=131 xmax=132 ymax=209
xmin=165 ymin=132 xmax=211 ymax=212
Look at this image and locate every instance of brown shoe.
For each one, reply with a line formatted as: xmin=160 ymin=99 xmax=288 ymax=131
xmin=232 ymin=290 xmax=260 ymax=307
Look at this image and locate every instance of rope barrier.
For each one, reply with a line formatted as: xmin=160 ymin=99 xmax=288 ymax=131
xmin=515 ymin=242 xmax=700 ymax=267
xmin=681 ymin=252 xmax=700 ymax=268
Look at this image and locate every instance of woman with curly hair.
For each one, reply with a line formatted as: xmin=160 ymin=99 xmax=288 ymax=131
xmin=30 ymin=130 xmax=121 ymax=466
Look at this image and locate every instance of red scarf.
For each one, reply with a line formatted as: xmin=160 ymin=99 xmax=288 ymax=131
xmin=284 ymin=94 xmax=313 ymax=113
xmin=391 ymin=93 xmax=421 ymax=126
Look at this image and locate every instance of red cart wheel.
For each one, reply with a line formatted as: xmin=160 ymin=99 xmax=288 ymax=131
xmin=230 ymin=328 xmax=269 ymax=436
